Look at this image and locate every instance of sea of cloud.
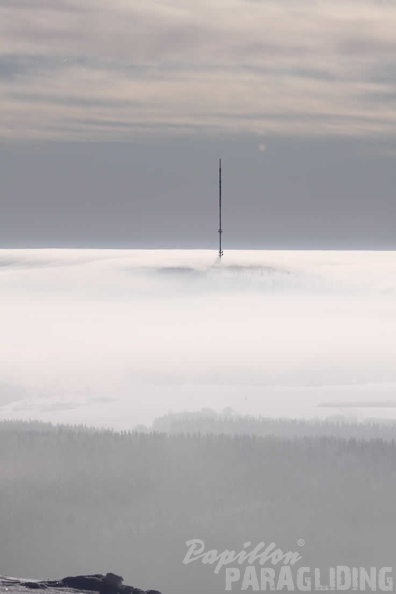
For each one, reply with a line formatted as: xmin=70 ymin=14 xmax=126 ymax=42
xmin=0 ymin=249 xmax=395 ymax=428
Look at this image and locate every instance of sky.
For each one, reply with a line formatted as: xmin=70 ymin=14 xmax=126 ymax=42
xmin=1 ymin=0 xmax=396 ymax=248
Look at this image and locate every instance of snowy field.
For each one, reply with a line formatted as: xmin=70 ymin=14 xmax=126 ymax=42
xmin=0 ymin=249 xmax=396 ymax=429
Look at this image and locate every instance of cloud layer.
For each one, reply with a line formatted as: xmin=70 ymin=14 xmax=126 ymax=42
xmin=1 ymin=249 xmax=396 ymax=427
xmin=1 ymin=0 xmax=396 ymax=140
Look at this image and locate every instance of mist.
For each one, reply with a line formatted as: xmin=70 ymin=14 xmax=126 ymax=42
xmin=1 ymin=421 xmax=396 ymax=594
xmin=1 ymin=249 xmax=396 ymax=428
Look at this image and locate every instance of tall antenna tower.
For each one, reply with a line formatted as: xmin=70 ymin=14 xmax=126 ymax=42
xmin=218 ymin=158 xmax=223 ymax=258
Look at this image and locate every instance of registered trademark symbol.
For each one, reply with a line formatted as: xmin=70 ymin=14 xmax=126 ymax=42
xmin=297 ymin=539 xmax=305 ymax=547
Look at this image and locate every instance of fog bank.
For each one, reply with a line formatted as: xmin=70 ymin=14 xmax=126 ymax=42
xmin=1 ymin=249 xmax=395 ymax=428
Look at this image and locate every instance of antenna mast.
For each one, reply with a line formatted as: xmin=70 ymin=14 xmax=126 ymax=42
xmin=218 ymin=158 xmax=223 ymax=258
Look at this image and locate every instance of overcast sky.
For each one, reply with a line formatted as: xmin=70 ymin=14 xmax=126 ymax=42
xmin=1 ymin=0 xmax=396 ymax=249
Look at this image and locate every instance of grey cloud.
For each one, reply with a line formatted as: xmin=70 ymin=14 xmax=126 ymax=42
xmin=1 ymin=0 xmax=396 ymax=139
xmin=368 ymin=61 xmax=396 ymax=84
xmin=337 ymin=36 xmax=396 ymax=57
xmin=0 ymin=58 xmax=29 ymax=80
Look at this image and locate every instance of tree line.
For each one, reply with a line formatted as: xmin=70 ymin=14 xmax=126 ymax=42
xmin=1 ymin=420 xmax=395 ymax=594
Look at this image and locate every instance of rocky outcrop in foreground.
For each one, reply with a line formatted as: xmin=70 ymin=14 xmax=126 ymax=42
xmin=0 ymin=573 xmax=161 ymax=594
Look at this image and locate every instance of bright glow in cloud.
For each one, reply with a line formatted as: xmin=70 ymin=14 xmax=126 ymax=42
xmin=0 ymin=249 xmax=396 ymax=428
xmin=1 ymin=0 xmax=396 ymax=139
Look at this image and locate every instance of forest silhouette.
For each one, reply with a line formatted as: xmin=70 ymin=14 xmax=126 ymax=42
xmin=1 ymin=417 xmax=395 ymax=594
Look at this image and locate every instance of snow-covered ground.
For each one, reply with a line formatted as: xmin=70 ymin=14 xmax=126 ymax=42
xmin=1 ymin=249 xmax=396 ymax=429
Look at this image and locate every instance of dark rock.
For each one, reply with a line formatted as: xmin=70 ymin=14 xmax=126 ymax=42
xmin=1 ymin=573 xmax=162 ymax=594
xmin=61 ymin=576 xmax=104 ymax=591
xmin=100 ymin=585 xmax=117 ymax=594
xmin=119 ymin=586 xmax=142 ymax=594
xmin=100 ymin=573 xmax=124 ymax=594
xmin=104 ymin=574 xmax=123 ymax=588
